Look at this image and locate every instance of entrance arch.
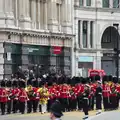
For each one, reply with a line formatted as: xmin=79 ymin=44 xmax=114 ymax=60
xmin=101 ymin=26 xmax=120 ymax=75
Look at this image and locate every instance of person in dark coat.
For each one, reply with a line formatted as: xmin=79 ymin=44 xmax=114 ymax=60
xmin=95 ymin=81 xmax=102 ymax=115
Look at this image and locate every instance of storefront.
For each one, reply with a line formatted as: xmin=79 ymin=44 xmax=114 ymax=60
xmin=4 ymin=42 xmax=71 ymax=78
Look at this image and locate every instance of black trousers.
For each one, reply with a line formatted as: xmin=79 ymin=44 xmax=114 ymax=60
xmin=19 ymin=102 xmax=25 ymax=114
xmin=0 ymin=102 xmax=6 ymax=115
xmin=33 ymin=100 xmax=39 ymax=112
xmin=103 ymin=97 xmax=110 ymax=110
xmin=116 ymin=96 xmax=119 ymax=108
xmin=47 ymin=99 xmax=56 ymax=112
xmin=61 ymin=98 xmax=69 ymax=112
xmin=77 ymin=97 xmax=82 ymax=110
xmin=7 ymin=101 xmax=12 ymax=113
xmin=82 ymin=99 xmax=89 ymax=115
xmin=110 ymin=96 xmax=117 ymax=109
xmin=89 ymin=96 xmax=94 ymax=110
xmin=27 ymin=100 xmax=39 ymax=113
xmin=13 ymin=100 xmax=19 ymax=113
xmin=70 ymin=99 xmax=77 ymax=110
xmin=96 ymin=96 xmax=102 ymax=110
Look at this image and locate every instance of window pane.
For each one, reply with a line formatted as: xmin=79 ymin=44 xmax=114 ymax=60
xmin=86 ymin=0 xmax=91 ymax=6
xmin=83 ymin=21 xmax=87 ymax=48
xmin=78 ymin=20 xmax=81 ymax=47
xmin=103 ymin=0 xmax=109 ymax=8
xmin=90 ymin=21 xmax=93 ymax=48
xmin=79 ymin=0 xmax=83 ymax=6
xmin=113 ymin=0 xmax=119 ymax=8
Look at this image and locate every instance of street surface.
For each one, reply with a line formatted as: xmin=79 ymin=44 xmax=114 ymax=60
xmin=0 ymin=110 xmax=119 ymax=120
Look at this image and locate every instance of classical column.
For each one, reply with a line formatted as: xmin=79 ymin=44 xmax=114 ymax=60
xmin=48 ymin=0 xmax=58 ymax=32
xmin=109 ymin=0 xmax=113 ymax=8
xmin=26 ymin=0 xmax=30 ymax=18
xmin=31 ymin=0 xmax=36 ymax=29
xmin=0 ymin=0 xmax=5 ymax=16
xmin=36 ymin=0 xmax=41 ymax=29
xmin=5 ymin=0 xmax=14 ymax=27
xmin=19 ymin=0 xmax=31 ymax=29
xmin=83 ymin=0 xmax=86 ymax=7
xmin=87 ymin=21 xmax=91 ymax=48
xmin=80 ymin=21 xmax=83 ymax=48
xmin=43 ymin=1 xmax=48 ymax=30
xmin=62 ymin=0 xmax=72 ymax=34
xmin=0 ymin=0 xmax=5 ymax=27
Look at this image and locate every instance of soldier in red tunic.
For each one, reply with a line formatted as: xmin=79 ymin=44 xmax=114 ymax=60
xmin=102 ymin=76 xmax=111 ymax=111
xmin=6 ymin=80 xmax=12 ymax=114
xmin=12 ymin=80 xmax=20 ymax=113
xmin=61 ymin=83 xmax=70 ymax=112
xmin=0 ymin=80 xmax=8 ymax=115
xmin=18 ymin=79 xmax=28 ymax=114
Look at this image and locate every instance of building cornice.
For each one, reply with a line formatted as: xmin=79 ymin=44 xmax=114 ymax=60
xmin=74 ymin=6 xmax=120 ymax=13
xmin=0 ymin=28 xmax=74 ymax=39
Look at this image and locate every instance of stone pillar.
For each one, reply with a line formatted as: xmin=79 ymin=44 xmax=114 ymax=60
xmin=62 ymin=0 xmax=72 ymax=34
xmin=96 ymin=0 xmax=102 ymax=8
xmin=31 ymin=0 xmax=36 ymax=29
xmin=91 ymin=0 xmax=96 ymax=7
xmin=5 ymin=0 xmax=14 ymax=27
xmin=19 ymin=0 xmax=31 ymax=29
xmin=0 ymin=42 xmax=4 ymax=80
xmin=48 ymin=0 xmax=58 ymax=32
xmin=96 ymin=51 xmax=101 ymax=69
xmin=36 ymin=0 xmax=41 ymax=29
xmin=43 ymin=1 xmax=48 ymax=30
xmin=93 ymin=22 xmax=96 ymax=48
xmin=20 ymin=43 xmax=29 ymax=70
xmin=26 ymin=0 xmax=30 ymax=18
xmin=4 ymin=42 xmax=12 ymax=79
xmin=87 ymin=21 xmax=91 ymax=48
xmin=80 ymin=21 xmax=83 ymax=48
xmin=0 ymin=0 xmax=6 ymax=27
xmin=62 ymin=47 xmax=71 ymax=76
xmin=83 ymin=0 xmax=86 ymax=7
xmin=109 ymin=0 xmax=113 ymax=8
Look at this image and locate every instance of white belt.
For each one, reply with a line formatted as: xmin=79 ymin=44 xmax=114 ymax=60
xmin=83 ymin=97 xmax=88 ymax=99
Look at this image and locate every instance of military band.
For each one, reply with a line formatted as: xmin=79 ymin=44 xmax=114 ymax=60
xmin=0 ymin=74 xmax=120 ymax=120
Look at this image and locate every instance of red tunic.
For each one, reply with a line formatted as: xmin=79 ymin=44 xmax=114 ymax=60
xmin=19 ymin=89 xmax=28 ymax=102
xmin=102 ymin=84 xmax=110 ymax=97
xmin=0 ymin=88 xmax=8 ymax=103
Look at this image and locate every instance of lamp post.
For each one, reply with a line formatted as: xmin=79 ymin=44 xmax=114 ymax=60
xmin=113 ymin=23 xmax=119 ymax=81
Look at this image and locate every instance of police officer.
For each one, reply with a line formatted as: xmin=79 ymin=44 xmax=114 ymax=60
xmin=95 ymin=81 xmax=102 ymax=115
xmin=82 ymin=84 xmax=90 ymax=120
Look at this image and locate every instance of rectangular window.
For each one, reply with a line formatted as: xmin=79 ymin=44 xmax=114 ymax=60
xmin=103 ymin=0 xmax=109 ymax=8
xmin=78 ymin=20 xmax=81 ymax=47
xmin=79 ymin=0 xmax=83 ymax=6
xmin=90 ymin=21 xmax=93 ymax=48
xmin=83 ymin=21 xmax=88 ymax=48
xmin=86 ymin=0 xmax=91 ymax=6
xmin=113 ymin=0 xmax=119 ymax=8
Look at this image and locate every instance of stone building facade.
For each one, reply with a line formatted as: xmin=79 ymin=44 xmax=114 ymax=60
xmin=74 ymin=0 xmax=120 ymax=77
xmin=0 ymin=0 xmax=74 ymax=79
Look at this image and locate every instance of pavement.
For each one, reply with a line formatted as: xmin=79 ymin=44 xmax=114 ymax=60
xmin=0 ymin=110 xmax=120 ymax=120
